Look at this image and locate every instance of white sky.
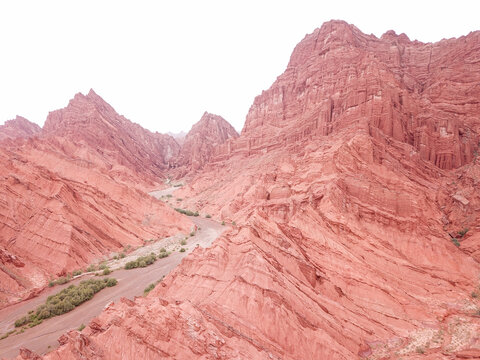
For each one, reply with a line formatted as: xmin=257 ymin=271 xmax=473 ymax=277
xmin=1 ymin=0 xmax=479 ymax=134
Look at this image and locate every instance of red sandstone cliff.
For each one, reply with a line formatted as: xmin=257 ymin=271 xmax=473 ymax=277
xmin=43 ymin=89 xmax=181 ymax=183
xmin=15 ymin=21 xmax=480 ymax=359
xmin=173 ymin=112 xmax=238 ymax=175
xmin=0 ymin=116 xmax=40 ymax=142
xmin=0 ymin=92 xmax=192 ymax=309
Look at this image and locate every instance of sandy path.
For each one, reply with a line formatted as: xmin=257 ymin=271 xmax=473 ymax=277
xmin=0 ymin=216 xmax=224 ymax=359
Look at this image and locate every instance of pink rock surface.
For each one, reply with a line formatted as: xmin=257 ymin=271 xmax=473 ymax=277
xmin=0 ymin=116 xmax=40 ymax=142
xmin=10 ymin=20 xmax=480 ymax=359
xmin=173 ymin=112 xmax=238 ymax=175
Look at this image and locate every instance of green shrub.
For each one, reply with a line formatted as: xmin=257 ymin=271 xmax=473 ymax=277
xmin=48 ymin=281 xmax=55 ymax=287
xmin=205 ymin=214 xmax=211 ymax=218
xmin=119 ymin=252 xmax=126 ymax=259
xmin=78 ymin=323 xmax=85 ymax=331
xmin=158 ymin=252 xmax=169 ymax=259
xmin=55 ymin=276 xmax=69 ymax=285
xmin=106 ymin=278 xmax=117 ymax=287
xmin=102 ymin=268 xmax=111 ymax=276
xmin=113 ymin=255 xmax=119 ymax=260
xmin=180 ymin=248 xmax=186 ymax=253
xmin=232 ymin=221 xmax=236 ymax=226
xmin=193 ymin=211 xmax=199 ymax=217
xmin=124 ymin=254 xmax=157 ymax=270
xmin=458 ymin=228 xmax=470 ymax=237
xmin=160 ymin=247 xmax=166 ymax=253
xmin=180 ymin=239 xmax=187 ymax=245
xmin=451 ymin=237 xmax=461 ymax=247
xmin=144 ymin=283 xmax=155 ymax=295
xmin=72 ymin=270 xmax=83 ymax=276
xmin=472 ymin=291 xmax=479 ymax=298
xmin=86 ymin=265 xmax=96 ymax=272
xmin=190 ymin=231 xmax=195 ymax=237
xmin=221 ymin=221 xmax=225 ymax=226
xmin=14 ymin=278 xmax=117 ymax=328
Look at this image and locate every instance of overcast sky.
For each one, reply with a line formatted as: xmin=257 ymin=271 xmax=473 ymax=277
xmin=1 ymin=1 xmax=479 ymax=134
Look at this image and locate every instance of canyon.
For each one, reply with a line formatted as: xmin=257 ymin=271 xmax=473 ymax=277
xmin=1 ymin=19 xmax=480 ymax=360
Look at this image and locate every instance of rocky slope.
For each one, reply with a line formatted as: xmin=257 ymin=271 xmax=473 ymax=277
xmin=43 ymin=89 xmax=181 ymax=184
xmin=173 ymin=112 xmax=238 ymax=174
xmin=14 ymin=21 xmax=480 ymax=359
xmin=0 ymin=116 xmax=40 ymax=142
xmin=0 ymin=93 xmax=193 ymax=309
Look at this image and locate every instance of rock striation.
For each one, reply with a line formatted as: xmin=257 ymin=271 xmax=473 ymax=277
xmin=173 ymin=112 xmax=238 ymax=175
xmin=0 ymin=116 xmax=40 ymax=142
xmin=0 ymin=92 xmax=193 ymax=309
xmin=13 ymin=21 xmax=480 ymax=359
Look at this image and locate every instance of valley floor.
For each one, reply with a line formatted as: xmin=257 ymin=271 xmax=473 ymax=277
xmin=0 ymin=216 xmax=224 ymax=359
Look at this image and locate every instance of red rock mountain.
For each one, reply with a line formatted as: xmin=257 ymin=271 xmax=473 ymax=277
xmin=174 ymin=112 xmax=239 ymax=173
xmin=42 ymin=21 xmax=480 ymax=359
xmin=0 ymin=92 xmax=192 ymax=309
xmin=0 ymin=116 xmax=40 ymax=141
xmin=43 ymin=89 xmax=181 ymax=183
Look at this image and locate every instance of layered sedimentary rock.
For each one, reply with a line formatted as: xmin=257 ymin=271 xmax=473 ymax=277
xmin=19 ymin=21 xmax=480 ymax=359
xmin=174 ymin=112 xmax=238 ymax=173
xmin=0 ymin=92 xmax=193 ymax=309
xmin=0 ymin=116 xmax=40 ymax=142
xmin=43 ymin=90 xmax=181 ymax=182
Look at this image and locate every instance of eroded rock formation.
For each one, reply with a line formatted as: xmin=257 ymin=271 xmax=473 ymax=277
xmin=10 ymin=20 xmax=480 ymax=359
xmin=0 ymin=116 xmax=40 ymax=142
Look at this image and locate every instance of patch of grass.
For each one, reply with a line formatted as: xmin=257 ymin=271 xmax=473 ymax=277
xmin=180 ymin=248 xmax=186 ymax=253
xmin=451 ymin=237 xmax=461 ymax=247
xmin=174 ymin=208 xmax=199 ymax=217
xmin=458 ymin=228 xmax=470 ymax=237
xmin=144 ymin=283 xmax=155 ymax=295
xmin=14 ymin=278 xmax=117 ymax=328
xmin=78 ymin=323 xmax=85 ymax=331
xmin=124 ymin=254 xmax=157 ymax=270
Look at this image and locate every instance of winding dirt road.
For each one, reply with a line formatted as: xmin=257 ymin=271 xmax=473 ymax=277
xmin=0 ymin=214 xmax=225 ymax=359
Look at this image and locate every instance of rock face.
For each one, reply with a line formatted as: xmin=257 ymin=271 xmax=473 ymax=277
xmin=15 ymin=21 xmax=480 ymax=359
xmin=43 ymin=89 xmax=181 ymax=182
xmin=0 ymin=92 xmax=193 ymax=309
xmin=175 ymin=112 xmax=238 ymax=173
xmin=0 ymin=116 xmax=40 ymax=141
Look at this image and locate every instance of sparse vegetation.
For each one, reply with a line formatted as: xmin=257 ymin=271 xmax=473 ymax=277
xmin=232 ymin=221 xmax=236 ymax=226
xmin=102 ymin=268 xmax=112 ymax=276
xmin=86 ymin=264 xmax=96 ymax=272
xmin=415 ymin=346 xmax=425 ymax=354
xmin=451 ymin=237 xmax=461 ymax=247
xmin=78 ymin=323 xmax=86 ymax=331
xmin=14 ymin=278 xmax=117 ymax=328
xmin=221 ymin=221 xmax=225 ymax=226
xmin=180 ymin=239 xmax=187 ymax=245
xmin=174 ymin=208 xmax=199 ymax=216
xmin=72 ymin=270 xmax=83 ymax=276
xmin=119 ymin=252 xmax=126 ymax=259
xmin=180 ymin=248 xmax=186 ymax=253
xmin=124 ymin=254 xmax=157 ymax=270
xmin=472 ymin=291 xmax=479 ymax=299
xmin=190 ymin=231 xmax=195 ymax=237
xmin=144 ymin=283 xmax=155 ymax=295
xmin=205 ymin=214 xmax=211 ymax=218
xmin=458 ymin=228 xmax=470 ymax=237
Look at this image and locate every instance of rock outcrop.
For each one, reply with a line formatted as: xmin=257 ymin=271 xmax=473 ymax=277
xmin=0 ymin=116 xmax=40 ymax=142
xmin=174 ymin=112 xmax=238 ymax=174
xmin=0 ymin=92 xmax=193 ymax=309
xmin=43 ymin=89 xmax=181 ymax=182
xmin=13 ymin=21 xmax=480 ymax=359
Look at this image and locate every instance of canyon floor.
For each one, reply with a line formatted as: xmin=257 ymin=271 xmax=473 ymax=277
xmin=0 ymin=206 xmax=224 ymax=359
